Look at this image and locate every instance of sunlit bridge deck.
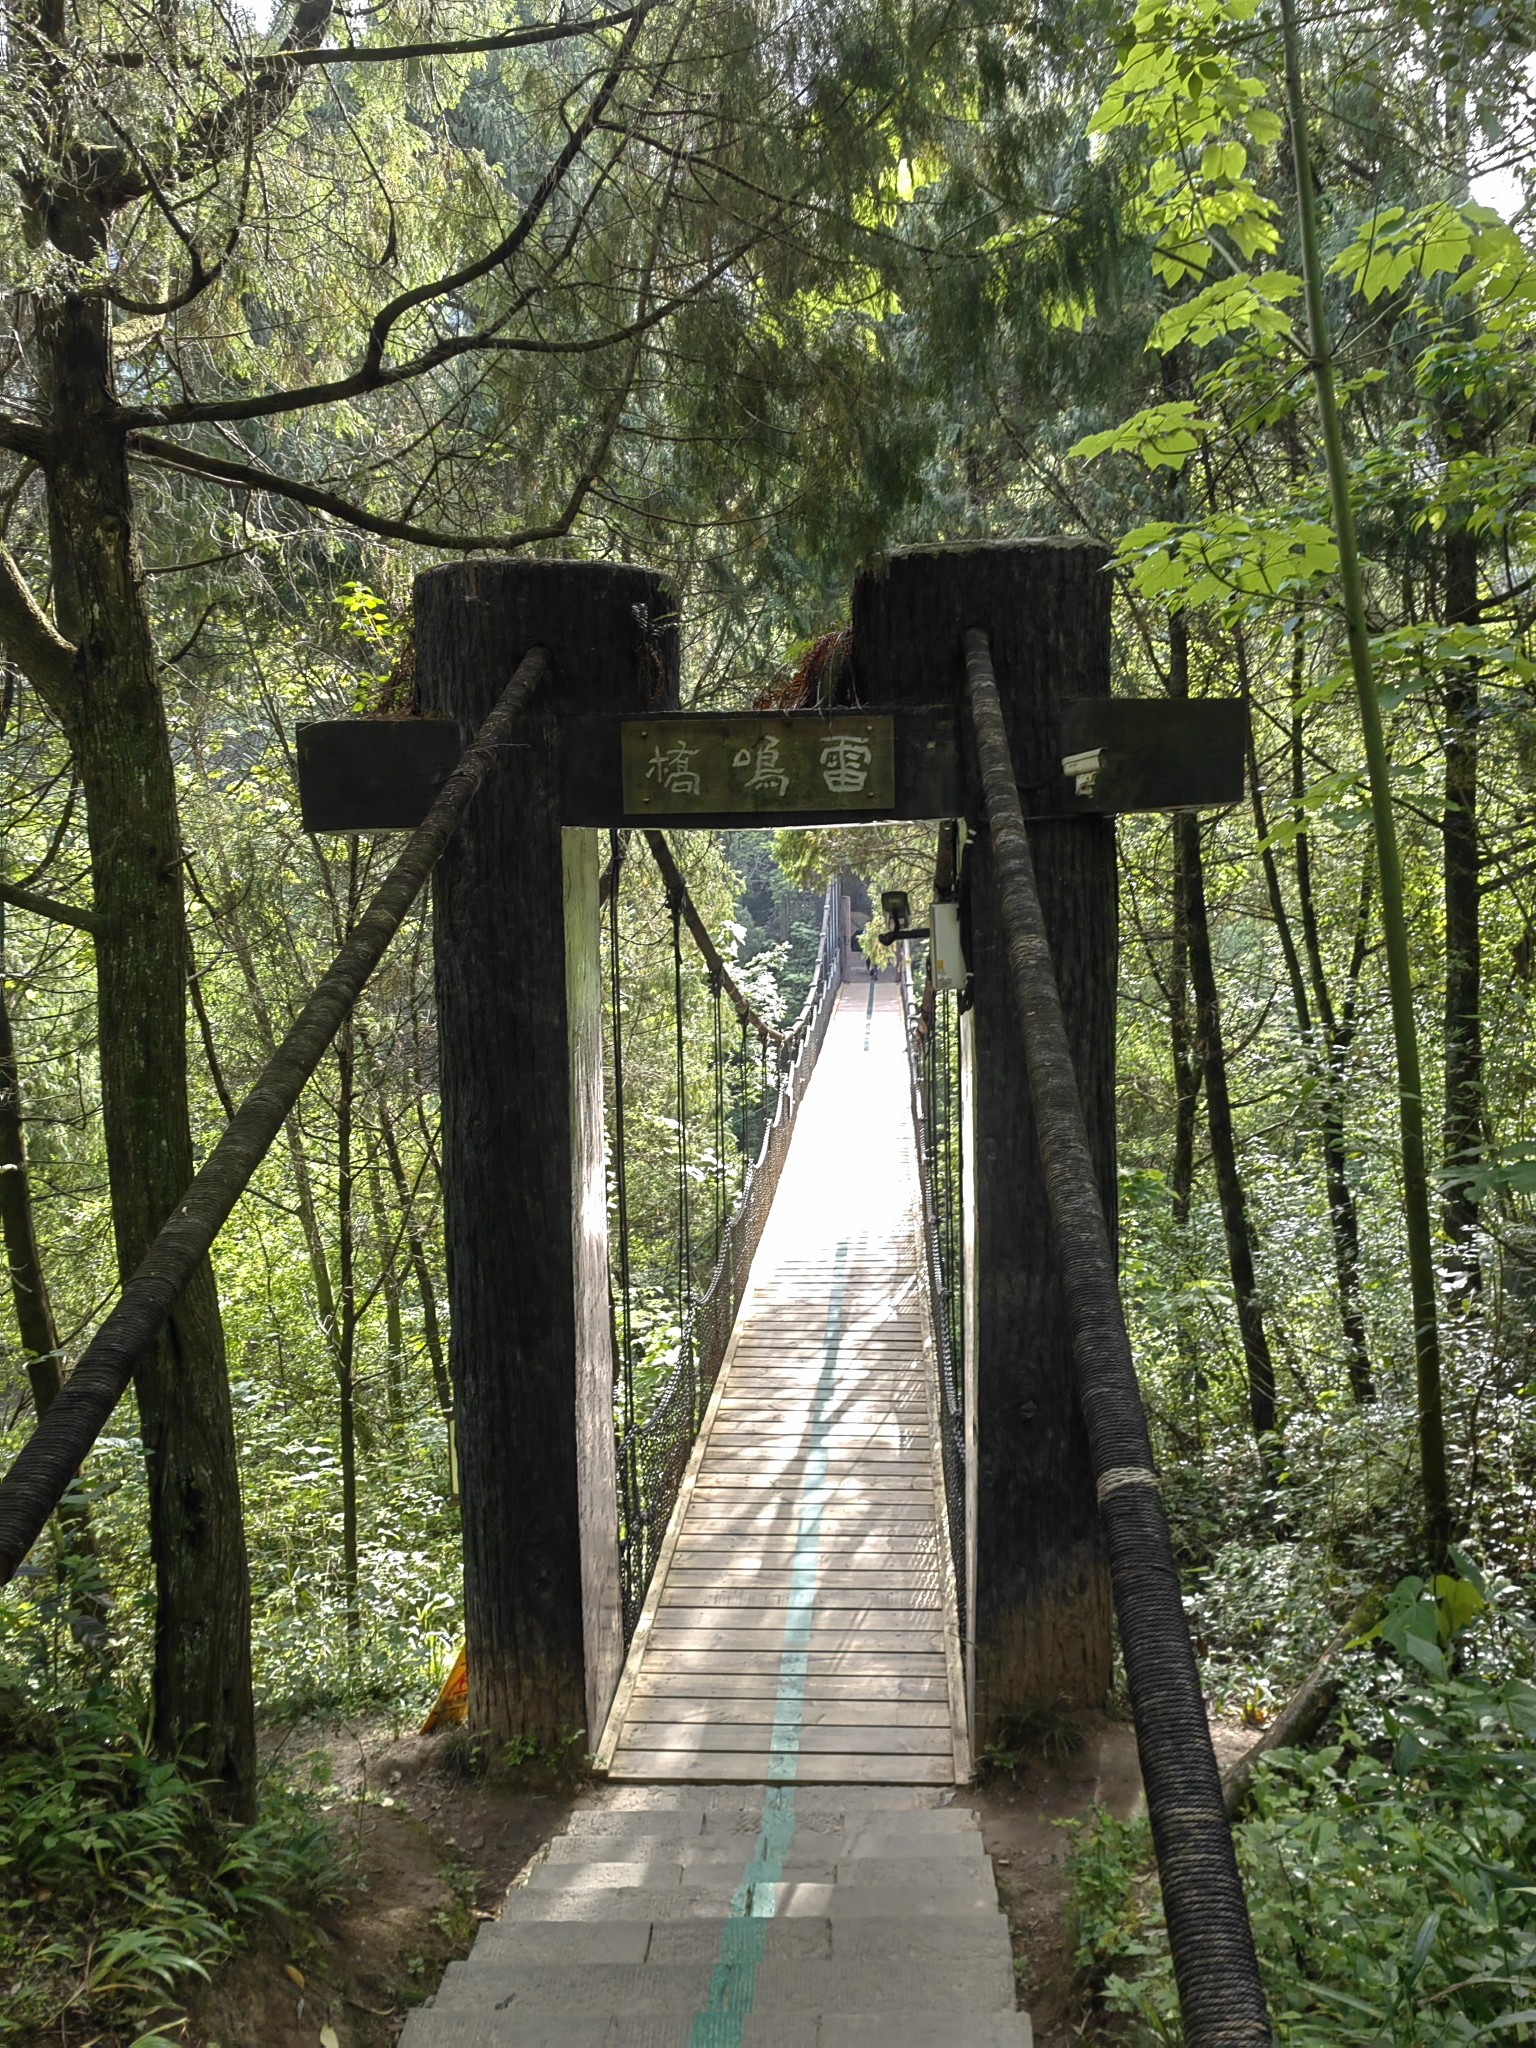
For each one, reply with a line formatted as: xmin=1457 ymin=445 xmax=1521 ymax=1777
xmin=596 ymin=982 xmax=969 ymax=1785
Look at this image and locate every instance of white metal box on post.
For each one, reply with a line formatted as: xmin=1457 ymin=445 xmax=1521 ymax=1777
xmin=930 ymin=899 xmax=967 ymax=991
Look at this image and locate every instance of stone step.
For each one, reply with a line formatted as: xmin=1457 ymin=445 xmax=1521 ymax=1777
xmin=427 ymin=1952 xmax=1016 ymax=2016
xmin=526 ymin=1854 xmax=993 ymax=1895
xmin=542 ymin=1830 xmax=982 ymax=1865
xmin=560 ymin=1810 xmax=711 ymax=1842
xmin=401 ymin=2011 xmax=1033 ymax=2047
xmin=467 ymin=1913 xmax=1012 ymax=1967
xmin=547 ymin=1812 xmax=976 ymax=1858
xmin=496 ymin=1881 xmax=1002 ymax=1924
xmin=403 ymin=1790 xmax=1027 ymax=2045
xmin=572 ymin=1787 xmax=951 ymax=1815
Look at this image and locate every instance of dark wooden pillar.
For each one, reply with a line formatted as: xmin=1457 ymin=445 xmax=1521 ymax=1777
xmin=852 ymin=541 xmax=1115 ymax=1742
xmin=414 ymin=560 xmax=678 ymax=1750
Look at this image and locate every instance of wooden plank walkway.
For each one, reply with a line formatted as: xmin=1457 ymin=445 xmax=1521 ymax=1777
xmin=596 ymin=980 xmax=969 ymax=1785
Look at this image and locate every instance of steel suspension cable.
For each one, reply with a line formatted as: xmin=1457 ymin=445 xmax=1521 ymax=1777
xmin=711 ymin=970 xmax=725 ymax=1260
xmin=941 ymin=980 xmax=959 ymax=1360
xmin=607 ymin=828 xmax=636 ymax=1441
xmin=642 ymin=829 xmax=786 ymax=1048
xmin=963 ymin=627 xmax=1269 ymax=2047
xmin=668 ymin=883 xmax=692 ymax=1312
xmin=0 ymin=647 xmax=550 ymax=1584
xmin=737 ymin=1010 xmax=749 ymax=1196
xmin=611 ymin=874 xmax=845 ymax=1639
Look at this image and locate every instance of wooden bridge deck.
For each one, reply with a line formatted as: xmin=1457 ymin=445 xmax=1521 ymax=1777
xmin=596 ymin=981 xmax=969 ymax=1785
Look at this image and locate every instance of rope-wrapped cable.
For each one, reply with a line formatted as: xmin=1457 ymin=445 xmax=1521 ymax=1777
xmin=964 ymin=627 xmax=1271 ymax=2048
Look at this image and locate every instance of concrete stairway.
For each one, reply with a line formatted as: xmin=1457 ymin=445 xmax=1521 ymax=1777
xmin=400 ymin=1786 xmax=1032 ymax=2046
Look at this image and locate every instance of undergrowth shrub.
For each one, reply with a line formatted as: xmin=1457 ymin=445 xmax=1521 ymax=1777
xmin=0 ymin=1683 xmax=344 ymax=2045
xmin=1070 ymin=1562 xmax=1536 ymax=2043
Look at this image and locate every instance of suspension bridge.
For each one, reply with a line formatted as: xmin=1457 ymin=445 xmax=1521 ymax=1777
xmin=0 ymin=543 xmax=1271 ymax=2046
xmin=597 ymin=977 xmax=969 ymax=1788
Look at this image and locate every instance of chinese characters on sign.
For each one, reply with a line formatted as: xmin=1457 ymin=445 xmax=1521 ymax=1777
xmin=732 ymin=734 xmax=789 ymax=796
xmin=644 ymin=740 xmax=702 ymax=797
xmin=621 ymin=716 xmax=895 ymax=817
xmin=818 ymin=734 xmax=873 ymax=795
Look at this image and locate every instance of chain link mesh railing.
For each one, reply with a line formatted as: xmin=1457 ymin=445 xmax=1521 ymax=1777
xmin=899 ymin=946 xmax=967 ymax=1629
xmin=616 ymin=877 xmax=843 ymax=1640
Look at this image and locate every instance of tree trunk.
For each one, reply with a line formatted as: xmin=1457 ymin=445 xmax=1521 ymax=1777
xmin=1168 ymin=838 xmax=1205 ymax=1451
xmin=336 ymin=1006 xmax=360 ymax=1639
xmin=0 ymin=908 xmax=65 ymax=1417
xmin=1442 ymin=526 xmax=1483 ymax=1297
xmin=1169 ymin=848 xmax=1200 ymax=1232
xmin=367 ymin=1156 xmax=407 ymax=1431
xmin=38 ymin=288 xmax=253 ymax=1812
xmin=1280 ymin=0 xmax=1450 ymax=1563
xmin=1168 ymin=617 xmax=1276 ymax=1448
xmin=1289 ymin=692 xmax=1378 ymax=1408
xmin=1244 ymin=639 xmax=1375 ymax=1404
xmin=198 ymin=850 xmax=352 ymax=1384
xmin=0 ymin=902 xmax=114 ymax=1639
xmin=365 ymin=1051 xmax=454 ymax=1442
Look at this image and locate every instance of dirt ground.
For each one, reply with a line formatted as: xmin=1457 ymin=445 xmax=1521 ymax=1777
xmin=962 ymin=1713 xmax=1251 ymax=2044
xmin=185 ymin=1724 xmax=574 ymax=2048
xmin=183 ymin=1713 xmax=1254 ymax=2047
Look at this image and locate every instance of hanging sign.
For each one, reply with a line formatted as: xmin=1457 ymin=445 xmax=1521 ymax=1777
xmin=620 ymin=714 xmax=896 ymax=817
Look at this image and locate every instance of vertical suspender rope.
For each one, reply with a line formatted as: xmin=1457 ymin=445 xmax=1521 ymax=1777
xmin=939 ymin=982 xmax=952 ymax=1319
xmin=711 ymin=970 xmax=725 ymax=1263
xmin=963 ymin=628 xmax=1270 ymax=2048
xmin=668 ymin=882 xmax=692 ymax=1313
xmin=607 ymin=829 xmax=636 ymax=1443
xmin=738 ymin=1012 xmax=750 ymax=1195
xmin=952 ymin=987 xmax=965 ymax=1379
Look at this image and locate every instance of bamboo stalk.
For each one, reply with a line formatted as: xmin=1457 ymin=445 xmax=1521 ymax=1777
xmin=1279 ymin=0 xmax=1449 ymax=1564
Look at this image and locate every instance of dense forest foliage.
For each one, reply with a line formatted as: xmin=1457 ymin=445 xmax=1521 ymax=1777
xmin=1 ymin=0 xmax=1534 ymax=2035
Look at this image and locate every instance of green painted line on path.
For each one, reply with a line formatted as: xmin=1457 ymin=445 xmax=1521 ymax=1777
xmin=687 ymin=1239 xmax=850 ymax=2048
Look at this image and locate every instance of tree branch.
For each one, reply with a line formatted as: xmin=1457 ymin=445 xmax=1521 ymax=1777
xmin=117 ymin=10 xmax=664 ymax=431
xmin=0 ymin=548 xmax=77 ymax=711
xmin=129 ymin=434 xmax=598 ymax=551
xmin=0 ymin=880 xmax=100 ymax=935
xmin=81 ymin=9 xmax=643 ymax=68
xmin=256 ymin=10 xmax=646 ymax=66
xmin=0 ymin=418 xmax=53 ymax=462
xmin=119 ymin=235 xmax=752 ymax=430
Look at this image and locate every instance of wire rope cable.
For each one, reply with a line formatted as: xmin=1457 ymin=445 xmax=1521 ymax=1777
xmin=607 ymin=828 xmax=636 ymax=1443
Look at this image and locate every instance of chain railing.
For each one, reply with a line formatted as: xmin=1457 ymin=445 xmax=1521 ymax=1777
xmin=615 ymin=874 xmax=843 ymax=1639
xmin=899 ymin=943 xmax=967 ymax=1626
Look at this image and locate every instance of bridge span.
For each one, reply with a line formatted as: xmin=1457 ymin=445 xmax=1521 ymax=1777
xmin=597 ymin=981 xmax=969 ymax=1787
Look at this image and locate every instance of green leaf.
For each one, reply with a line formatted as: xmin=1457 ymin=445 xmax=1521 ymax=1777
xmin=1147 ymin=272 xmax=1299 ymax=351
xmin=1431 ymin=1573 xmax=1486 ymax=1641
xmin=1070 ymin=401 xmax=1211 ymax=471
xmin=1408 ymin=1907 xmax=1442 ymax=1979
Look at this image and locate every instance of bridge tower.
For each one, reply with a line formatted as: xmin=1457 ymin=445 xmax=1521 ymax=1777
xmin=414 ymin=560 xmax=678 ymax=1752
xmin=853 ymin=542 xmax=1116 ymax=1740
xmin=413 ymin=540 xmax=1117 ymax=1759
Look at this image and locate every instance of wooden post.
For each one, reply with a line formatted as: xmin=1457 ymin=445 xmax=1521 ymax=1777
xmin=851 ymin=541 xmax=1115 ymax=1741
xmin=414 ymin=560 xmax=677 ymax=1751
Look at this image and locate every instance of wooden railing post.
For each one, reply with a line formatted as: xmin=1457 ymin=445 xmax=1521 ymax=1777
xmin=414 ymin=560 xmax=678 ymax=1753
